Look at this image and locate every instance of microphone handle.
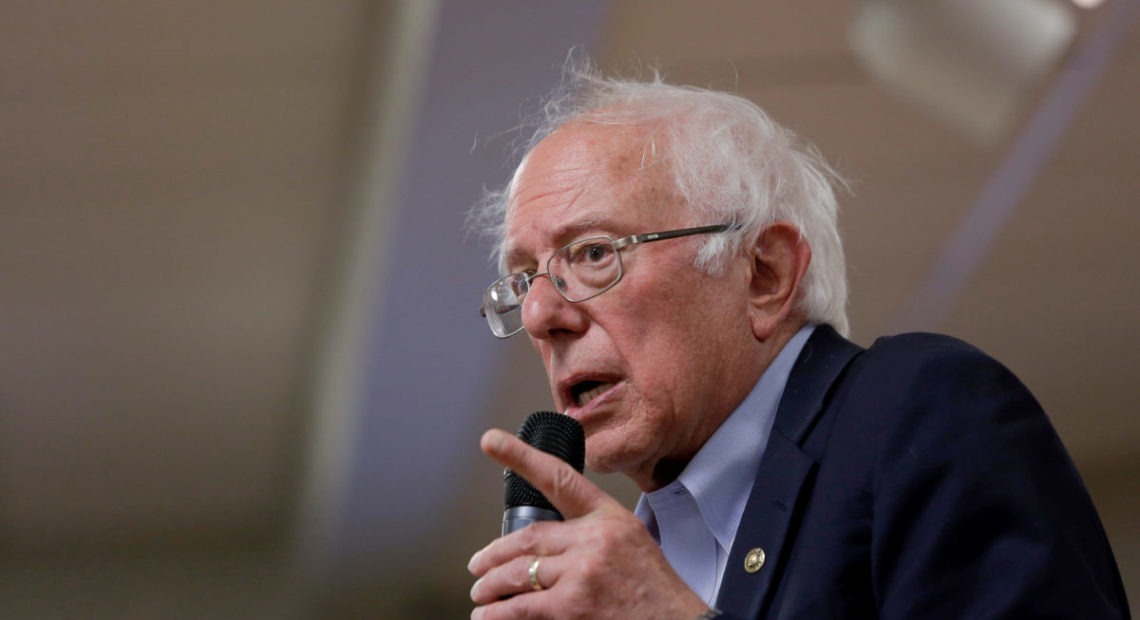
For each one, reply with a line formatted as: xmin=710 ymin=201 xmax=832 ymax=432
xmin=502 ymin=505 xmax=563 ymax=536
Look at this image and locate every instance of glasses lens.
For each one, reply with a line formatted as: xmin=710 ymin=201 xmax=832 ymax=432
xmin=554 ymin=238 xmax=622 ymax=301
xmin=482 ymin=273 xmax=528 ymax=337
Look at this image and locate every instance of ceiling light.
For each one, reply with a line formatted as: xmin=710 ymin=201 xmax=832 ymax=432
xmin=850 ymin=0 xmax=1077 ymax=144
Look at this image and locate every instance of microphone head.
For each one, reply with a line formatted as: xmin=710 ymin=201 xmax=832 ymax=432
xmin=504 ymin=411 xmax=585 ymax=511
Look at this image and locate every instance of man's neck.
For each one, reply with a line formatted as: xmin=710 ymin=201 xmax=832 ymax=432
xmin=633 ymin=319 xmax=808 ymax=492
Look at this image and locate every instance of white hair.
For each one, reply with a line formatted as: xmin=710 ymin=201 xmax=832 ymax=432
xmin=470 ymin=61 xmax=850 ymax=336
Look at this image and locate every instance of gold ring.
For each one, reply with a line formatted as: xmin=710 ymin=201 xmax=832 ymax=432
xmin=528 ymin=556 xmax=544 ymax=591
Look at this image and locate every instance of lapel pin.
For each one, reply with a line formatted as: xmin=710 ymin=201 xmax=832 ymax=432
xmin=744 ymin=547 xmax=766 ymax=573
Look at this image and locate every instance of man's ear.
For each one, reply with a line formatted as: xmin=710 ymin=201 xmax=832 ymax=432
xmin=746 ymin=222 xmax=811 ymax=340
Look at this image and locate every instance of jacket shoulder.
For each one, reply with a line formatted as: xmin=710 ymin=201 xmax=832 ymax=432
xmin=855 ymin=331 xmax=1034 ymax=410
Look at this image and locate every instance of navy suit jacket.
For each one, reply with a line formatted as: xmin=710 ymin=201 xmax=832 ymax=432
xmin=714 ymin=325 xmax=1130 ymax=619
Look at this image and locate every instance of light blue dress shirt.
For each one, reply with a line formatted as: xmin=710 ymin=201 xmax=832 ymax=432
xmin=635 ymin=324 xmax=816 ymax=604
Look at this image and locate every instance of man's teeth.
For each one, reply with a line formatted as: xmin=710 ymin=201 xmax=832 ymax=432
xmin=576 ymin=383 xmax=613 ymax=407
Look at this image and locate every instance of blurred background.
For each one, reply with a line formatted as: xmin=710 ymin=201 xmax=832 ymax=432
xmin=1 ymin=1 xmax=1136 ymax=618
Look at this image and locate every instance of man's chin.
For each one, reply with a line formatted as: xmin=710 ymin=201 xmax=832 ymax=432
xmin=584 ymin=434 xmax=649 ymax=479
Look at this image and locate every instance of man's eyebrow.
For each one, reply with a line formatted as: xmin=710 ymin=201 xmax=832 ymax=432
xmin=500 ymin=245 xmax=530 ymax=273
xmin=501 ymin=217 xmax=608 ymax=272
xmin=552 ymin=218 xmax=606 ymax=243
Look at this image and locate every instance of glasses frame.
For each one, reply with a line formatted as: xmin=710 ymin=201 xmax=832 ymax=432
xmin=480 ymin=222 xmax=737 ymax=338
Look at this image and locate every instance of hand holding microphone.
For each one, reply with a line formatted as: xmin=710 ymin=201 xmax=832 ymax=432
xmin=502 ymin=411 xmax=585 ymax=535
xmin=469 ymin=412 xmax=710 ymax=619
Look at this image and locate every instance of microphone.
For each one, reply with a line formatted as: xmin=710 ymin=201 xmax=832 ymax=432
xmin=502 ymin=411 xmax=585 ymax=536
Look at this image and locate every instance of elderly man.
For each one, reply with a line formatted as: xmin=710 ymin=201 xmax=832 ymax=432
xmin=466 ymin=67 xmax=1129 ymax=619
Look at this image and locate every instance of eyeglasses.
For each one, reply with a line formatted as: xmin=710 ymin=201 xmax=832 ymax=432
xmin=480 ymin=223 xmax=736 ymax=338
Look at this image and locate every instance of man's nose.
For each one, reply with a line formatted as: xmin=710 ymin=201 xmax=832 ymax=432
xmin=521 ymin=273 xmax=588 ymax=339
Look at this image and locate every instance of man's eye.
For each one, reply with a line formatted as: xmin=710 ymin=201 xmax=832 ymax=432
xmin=582 ymin=244 xmax=612 ymax=263
xmin=509 ymin=271 xmax=536 ymax=296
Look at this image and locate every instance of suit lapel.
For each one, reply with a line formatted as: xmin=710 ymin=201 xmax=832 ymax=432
xmin=716 ymin=325 xmax=862 ymax=618
xmin=717 ymin=432 xmax=815 ymax=617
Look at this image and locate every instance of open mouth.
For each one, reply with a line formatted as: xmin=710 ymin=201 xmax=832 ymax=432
xmin=570 ymin=380 xmax=615 ymax=408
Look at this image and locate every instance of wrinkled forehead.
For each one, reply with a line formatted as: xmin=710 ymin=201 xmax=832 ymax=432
xmin=511 ymin=122 xmax=657 ymax=198
xmin=502 ymin=122 xmax=680 ymax=251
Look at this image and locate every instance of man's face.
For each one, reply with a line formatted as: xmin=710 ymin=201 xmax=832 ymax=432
xmin=501 ymin=122 xmax=759 ymax=490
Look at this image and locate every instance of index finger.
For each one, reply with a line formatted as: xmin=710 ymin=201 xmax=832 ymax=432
xmin=481 ymin=428 xmax=620 ymax=520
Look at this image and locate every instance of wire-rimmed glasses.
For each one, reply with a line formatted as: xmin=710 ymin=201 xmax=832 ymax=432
xmin=480 ymin=223 xmax=736 ymax=338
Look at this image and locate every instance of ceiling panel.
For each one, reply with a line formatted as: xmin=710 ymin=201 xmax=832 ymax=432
xmin=0 ymin=0 xmax=372 ymax=548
